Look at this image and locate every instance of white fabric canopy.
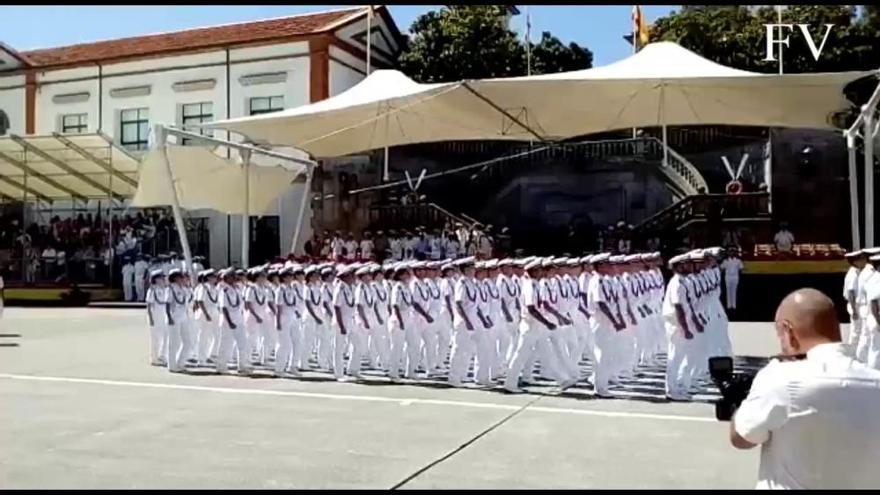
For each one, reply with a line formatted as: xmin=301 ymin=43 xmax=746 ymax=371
xmin=132 ymin=145 xmax=305 ymax=215
xmin=205 ymin=70 xmax=535 ymax=158
xmin=207 ymin=42 xmax=875 ymax=158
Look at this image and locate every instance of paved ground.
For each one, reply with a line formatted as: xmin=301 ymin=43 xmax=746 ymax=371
xmin=0 ymin=308 xmax=795 ymax=489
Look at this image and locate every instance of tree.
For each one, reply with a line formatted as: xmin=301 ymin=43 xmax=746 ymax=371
xmin=528 ymin=32 xmax=594 ymax=75
xmin=398 ymin=6 xmax=592 ymax=83
xmin=649 ymin=5 xmax=879 ymax=73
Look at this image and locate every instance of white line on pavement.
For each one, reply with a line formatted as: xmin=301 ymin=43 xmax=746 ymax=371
xmin=0 ymin=373 xmax=715 ymax=423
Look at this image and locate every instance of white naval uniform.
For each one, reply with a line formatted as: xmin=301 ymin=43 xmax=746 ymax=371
xmin=146 ymin=284 xmax=167 ymax=365
xmin=504 ymin=275 xmax=570 ymax=391
xmin=720 ymin=257 xmax=743 ymax=310
xmin=843 ymin=266 xmax=861 ymax=347
xmin=274 ymin=283 xmax=301 ymax=375
xmin=436 ymin=276 xmax=456 ymax=367
xmin=349 ymin=281 xmax=376 ymax=377
xmin=856 ymin=265 xmax=877 ymax=363
xmin=332 ymin=280 xmax=359 ymax=379
xmin=165 ymin=284 xmax=191 ymax=372
xmin=863 ymin=274 xmax=880 ymax=369
xmin=448 ymin=276 xmax=487 ymax=386
xmin=368 ymin=280 xmax=391 ymax=370
xmin=588 ymin=274 xmax=619 ymax=395
xmin=388 ymin=280 xmax=415 ymax=380
xmin=497 ymin=273 xmax=521 ymax=374
xmin=216 ymin=282 xmax=250 ymax=374
xmin=409 ymin=278 xmax=435 ymax=378
xmin=664 ymin=273 xmax=698 ymax=398
xmin=708 ymin=266 xmax=732 ymax=358
xmin=195 ymin=282 xmax=220 ymax=364
xmin=423 ymin=277 xmax=445 ymax=374
xmin=244 ymin=283 xmax=272 ymax=365
xmin=360 ymin=239 xmax=374 ymax=260
xmin=316 ymin=281 xmax=336 ymax=369
xmin=302 ymin=282 xmax=328 ymax=370
xmin=483 ymin=277 xmax=506 ymax=380
xmin=121 ymin=262 xmax=135 ymax=302
xmin=134 ymin=260 xmax=149 ymax=302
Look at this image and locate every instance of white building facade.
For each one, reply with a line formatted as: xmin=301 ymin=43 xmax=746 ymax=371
xmin=0 ymin=5 xmax=402 ymax=266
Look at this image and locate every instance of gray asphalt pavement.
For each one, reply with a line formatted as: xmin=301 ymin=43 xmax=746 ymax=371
xmin=0 ymin=308 xmax=790 ymax=489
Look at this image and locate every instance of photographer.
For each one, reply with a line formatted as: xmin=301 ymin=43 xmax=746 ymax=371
xmin=730 ymin=288 xmax=880 ymax=489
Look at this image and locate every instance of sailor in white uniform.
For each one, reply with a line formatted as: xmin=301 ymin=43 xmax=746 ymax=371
xmin=368 ymin=265 xmax=391 ymax=370
xmin=351 ymin=265 xmax=378 ymax=379
xmin=164 ymin=269 xmax=191 ymax=373
xmin=587 ymin=254 xmax=623 ymax=397
xmin=194 ymin=269 xmax=220 ymax=365
xmin=145 ymin=270 xmax=168 ymax=366
xmin=301 ymin=266 xmax=327 ymax=371
xmin=121 ymin=255 xmax=135 ymax=302
xmin=497 ymin=259 xmax=521 ymax=376
xmin=843 ymin=251 xmax=865 ymax=350
xmin=273 ymin=268 xmax=300 ymax=377
xmin=332 ymin=265 xmax=359 ymax=380
xmin=216 ymin=268 xmax=251 ymax=375
xmin=134 ymin=255 xmax=149 ymax=302
xmin=388 ymin=263 xmax=416 ymax=382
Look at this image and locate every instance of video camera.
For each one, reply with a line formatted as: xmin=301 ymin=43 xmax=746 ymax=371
xmin=708 ymin=357 xmax=756 ymax=422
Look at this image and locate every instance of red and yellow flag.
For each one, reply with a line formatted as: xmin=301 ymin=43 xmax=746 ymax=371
xmin=632 ymin=6 xmax=650 ymax=51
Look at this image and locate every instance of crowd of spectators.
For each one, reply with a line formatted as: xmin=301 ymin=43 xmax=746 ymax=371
xmin=0 ymin=206 xmax=178 ymax=285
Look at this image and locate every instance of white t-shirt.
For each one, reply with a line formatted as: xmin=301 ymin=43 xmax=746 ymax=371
xmin=773 ymin=230 xmax=795 ymax=252
xmin=734 ymin=343 xmax=880 ymax=489
xmin=721 ymin=257 xmax=744 ymax=281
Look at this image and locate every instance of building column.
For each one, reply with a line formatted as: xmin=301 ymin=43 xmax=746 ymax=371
xmin=309 ymin=36 xmax=330 ymax=103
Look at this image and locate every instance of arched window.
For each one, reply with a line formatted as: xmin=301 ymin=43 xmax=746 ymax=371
xmin=0 ymin=109 xmax=9 ymax=136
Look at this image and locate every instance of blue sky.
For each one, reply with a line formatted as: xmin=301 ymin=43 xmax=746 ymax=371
xmin=0 ymin=5 xmax=677 ymax=66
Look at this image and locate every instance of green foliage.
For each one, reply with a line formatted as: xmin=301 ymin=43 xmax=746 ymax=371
xmin=650 ymin=5 xmax=880 ymax=73
xmin=398 ymin=6 xmax=593 ymax=83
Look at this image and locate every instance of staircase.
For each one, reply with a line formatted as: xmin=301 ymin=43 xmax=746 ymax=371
xmin=633 ymin=192 xmax=772 ymax=240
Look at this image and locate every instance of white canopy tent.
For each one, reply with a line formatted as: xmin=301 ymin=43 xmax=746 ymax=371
xmin=207 ymin=42 xmax=873 ymax=158
xmin=134 ymin=126 xmax=317 ymax=273
xmin=207 ymin=41 xmax=878 ymax=250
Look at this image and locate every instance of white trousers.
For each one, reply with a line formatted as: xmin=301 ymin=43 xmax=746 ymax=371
xmin=197 ymin=317 xmax=219 ymax=364
xmin=435 ymin=316 xmax=453 ymax=368
xmin=334 ymin=325 xmax=367 ymax=378
xmin=165 ymin=319 xmax=192 ymax=372
xmin=857 ymin=312 xmax=873 ymax=363
xmin=275 ymin=318 xmax=297 ymax=374
xmin=316 ymin=320 xmax=334 ymax=369
xmin=865 ymin=320 xmax=880 ymax=369
xmin=415 ymin=322 xmax=438 ymax=376
xmin=665 ymin=321 xmax=699 ymax=396
xmin=725 ymin=278 xmax=739 ymax=310
xmin=123 ymin=276 xmax=135 ymax=302
xmin=216 ymin=322 xmax=251 ymax=373
xmin=135 ymin=277 xmax=146 ymax=302
xmin=388 ymin=320 xmax=408 ymax=379
xmin=367 ymin=321 xmax=391 ymax=370
xmin=448 ymin=324 xmax=480 ymax=384
xmin=590 ymin=318 xmax=617 ymax=395
xmin=505 ymin=322 xmax=570 ymax=389
xmin=148 ymin=321 xmax=167 ymax=365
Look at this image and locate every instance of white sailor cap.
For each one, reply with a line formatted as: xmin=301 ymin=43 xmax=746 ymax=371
xmin=474 ymin=261 xmax=486 ymax=270
xmin=592 ymin=253 xmax=611 ymax=264
xmin=320 ymin=266 xmax=335 ymax=276
xmin=201 ymin=268 xmax=217 ymax=278
xmin=150 ymin=269 xmax=166 ymax=279
xmin=566 ymin=258 xmax=581 ymax=266
xmin=454 ymin=256 xmax=476 ymax=267
xmin=524 ymin=259 xmax=543 ymax=271
xmin=355 ymin=266 xmax=372 ymax=276
xmin=863 ymin=247 xmax=880 ymax=256
xmin=608 ymin=255 xmax=625 ymax=264
xmin=369 ymin=263 xmax=384 ymax=273
xmin=336 ymin=265 xmax=356 ymax=276
xmin=869 ymin=254 xmax=880 ymax=263
xmin=624 ymin=255 xmax=641 ymax=263
xmin=540 ymin=258 xmax=555 ymax=268
xmin=304 ymin=265 xmax=319 ymax=275
xmin=687 ymin=251 xmax=705 ymax=261
xmin=668 ymin=255 xmax=687 ymax=268
xmin=485 ymin=259 xmax=499 ymax=269
xmin=168 ymin=268 xmax=183 ymax=277
xmin=638 ymin=253 xmax=653 ymax=262
xmin=498 ymin=259 xmax=514 ymax=267
xmin=441 ymin=263 xmax=456 ymax=272
xmin=845 ymin=250 xmax=864 ymax=258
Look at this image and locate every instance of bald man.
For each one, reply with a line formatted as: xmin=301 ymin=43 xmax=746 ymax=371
xmin=730 ymin=288 xmax=880 ymax=489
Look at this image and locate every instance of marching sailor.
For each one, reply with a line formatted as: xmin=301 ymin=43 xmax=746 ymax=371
xmin=146 ymin=269 xmax=168 ymax=366
xmin=274 ymin=268 xmax=300 ymax=377
xmin=332 ymin=265 xmax=359 ymax=381
xmin=194 ymin=269 xmax=220 ymax=365
xmin=216 ymin=268 xmax=251 ymax=375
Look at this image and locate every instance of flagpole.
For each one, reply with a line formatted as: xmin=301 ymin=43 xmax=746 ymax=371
xmin=632 ymin=5 xmax=638 ymax=139
xmin=525 ymin=6 xmax=531 ymax=76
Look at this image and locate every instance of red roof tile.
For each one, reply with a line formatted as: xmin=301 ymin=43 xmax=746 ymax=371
xmin=21 ymin=7 xmax=366 ymax=68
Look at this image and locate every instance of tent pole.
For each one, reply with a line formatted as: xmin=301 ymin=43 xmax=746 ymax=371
xmin=866 ymin=111 xmax=875 ymax=247
xmin=108 ymin=144 xmax=114 ymax=289
xmin=847 ymin=131 xmax=861 ymax=249
xmin=154 ymin=125 xmax=194 ymax=275
xmin=289 ymin=168 xmax=314 ymax=255
xmin=241 ymin=149 xmax=252 ymax=268
xmin=383 ymin=145 xmax=390 ymax=182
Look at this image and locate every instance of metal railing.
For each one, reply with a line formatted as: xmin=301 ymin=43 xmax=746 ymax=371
xmin=1 ymin=255 xmax=113 ymax=287
xmin=367 ymin=202 xmax=476 ymax=232
xmin=635 ymin=192 xmax=771 ymax=236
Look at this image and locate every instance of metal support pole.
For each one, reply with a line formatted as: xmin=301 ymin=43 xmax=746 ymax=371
xmin=847 ymin=131 xmax=861 ymax=249
xmin=108 ymin=148 xmax=114 ymax=289
xmin=866 ymin=111 xmax=875 ymax=247
xmin=366 ymin=5 xmax=372 ymax=75
xmin=241 ymin=149 xmax=252 ymax=268
xmin=289 ymin=168 xmax=314 ymax=255
xmin=660 ymin=84 xmax=669 ymax=169
xmin=154 ymin=125 xmax=194 ymax=275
